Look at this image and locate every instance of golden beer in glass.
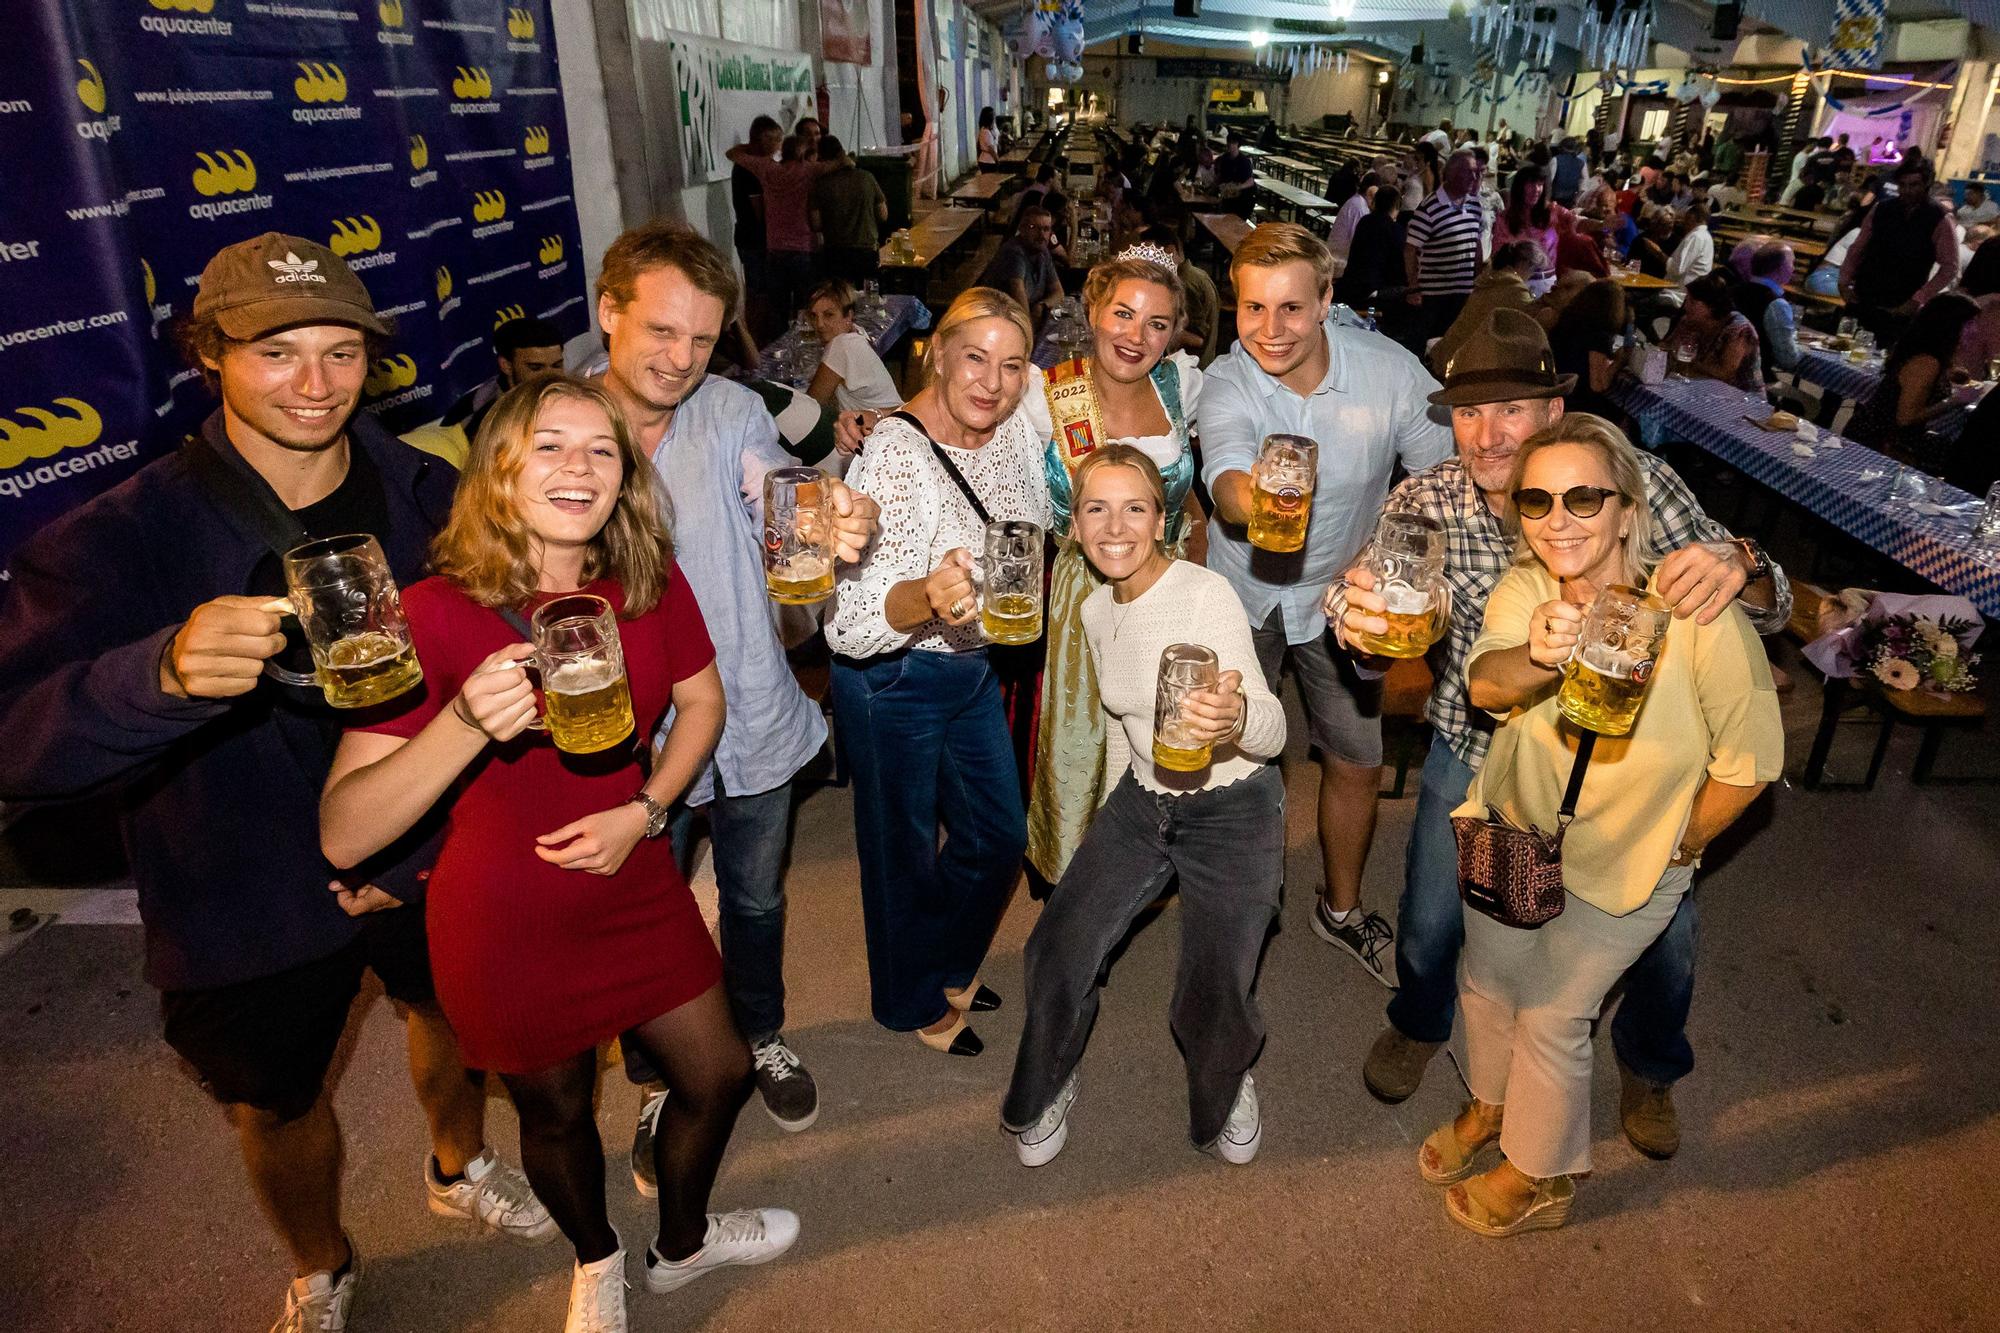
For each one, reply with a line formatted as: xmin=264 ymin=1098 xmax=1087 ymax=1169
xmin=981 ymin=591 xmax=1042 ymax=645
xmin=1349 ymin=512 xmax=1449 ymax=659
xmin=766 ymin=554 xmax=835 ymax=605
xmin=270 ymin=534 xmax=424 ymax=708
xmin=1555 ymin=585 xmax=1671 ymax=737
xmin=319 ymin=632 xmax=425 ymax=709
xmin=1152 ymin=643 xmax=1219 ymax=774
xmin=1247 ymin=434 xmax=1317 ymax=553
xmin=531 ymin=594 xmax=635 ymax=755
xmin=764 ymin=468 xmax=837 ymax=605
xmin=542 ymin=660 xmax=638 ymax=754
xmin=979 ymin=520 xmax=1044 ymax=644
xmin=1558 ymin=653 xmax=1650 ymax=736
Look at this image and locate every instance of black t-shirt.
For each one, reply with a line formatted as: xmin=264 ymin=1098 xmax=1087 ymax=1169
xmin=732 ymin=163 xmax=764 ymax=257
xmin=253 ymin=440 xmax=394 ymax=686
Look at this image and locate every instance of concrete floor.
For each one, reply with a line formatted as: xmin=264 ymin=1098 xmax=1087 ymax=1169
xmin=3 ymin=649 xmax=1997 ymax=1333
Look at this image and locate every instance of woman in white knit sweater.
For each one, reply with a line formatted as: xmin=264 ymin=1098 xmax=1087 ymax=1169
xmin=1001 ymin=445 xmax=1287 ymax=1168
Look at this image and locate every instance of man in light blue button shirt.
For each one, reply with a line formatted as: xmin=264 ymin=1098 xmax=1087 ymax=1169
xmin=593 ymin=222 xmax=881 ymax=1151
xmin=1199 ymin=222 xmax=1453 ymax=988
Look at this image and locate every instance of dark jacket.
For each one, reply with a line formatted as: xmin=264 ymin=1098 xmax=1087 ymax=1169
xmin=0 ymin=409 xmax=457 ymax=992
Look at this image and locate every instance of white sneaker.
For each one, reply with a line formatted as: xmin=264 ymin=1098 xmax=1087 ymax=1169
xmin=643 ymin=1208 xmax=801 ymax=1294
xmin=1207 ymin=1074 xmax=1262 ymax=1165
xmin=1012 ymin=1070 xmax=1078 ymax=1167
xmin=427 ymin=1149 xmax=559 ymax=1243
xmin=564 ymin=1244 xmax=629 ymax=1333
xmin=270 ymin=1252 xmax=358 ymax=1333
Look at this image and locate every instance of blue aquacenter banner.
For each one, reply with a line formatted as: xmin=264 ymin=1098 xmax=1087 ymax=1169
xmin=0 ymin=0 xmax=588 ymax=572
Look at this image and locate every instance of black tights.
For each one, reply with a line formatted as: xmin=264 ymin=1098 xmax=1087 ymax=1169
xmin=498 ymin=984 xmax=751 ymax=1264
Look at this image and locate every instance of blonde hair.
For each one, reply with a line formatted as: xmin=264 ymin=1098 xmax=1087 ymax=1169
xmin=1230 ymin=221 xmax=1335 ymax=297
xmin=1503 ymin=413 xmax=1656 ymax=582
xmin=924 ymin=286 xmax=1033 ymax=379
xmin=596 ymin=221 xmax=739 ymax=327
xmin=1081 ymin=256 xmax=1186 ymax=341
xmin=432 ymin=375 xmax=675 ymax=616
xmin=1071 ymin=444 xmax=1169 ymax=553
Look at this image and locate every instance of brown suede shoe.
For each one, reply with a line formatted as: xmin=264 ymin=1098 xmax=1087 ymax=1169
xmin=1618 ymin=1062 xmax=1681 ymax=1159
xmin=1363 ymin=1025 xmax=1443 ymax=1104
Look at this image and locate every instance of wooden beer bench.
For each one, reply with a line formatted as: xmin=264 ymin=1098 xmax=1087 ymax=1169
xmin=878 ymin=206 xmax=984 ymax=299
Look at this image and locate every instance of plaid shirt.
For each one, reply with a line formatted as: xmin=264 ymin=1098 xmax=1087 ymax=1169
xmin=1334 ymin=455 xmax=1794 ymax=769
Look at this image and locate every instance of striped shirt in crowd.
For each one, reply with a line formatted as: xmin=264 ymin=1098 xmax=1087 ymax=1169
xmin=1405 ymin=188 xmax=1485 ymax=298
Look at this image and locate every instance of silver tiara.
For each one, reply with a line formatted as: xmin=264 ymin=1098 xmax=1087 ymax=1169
xmin=1115 ymin=241 xmax=1177 ymax=270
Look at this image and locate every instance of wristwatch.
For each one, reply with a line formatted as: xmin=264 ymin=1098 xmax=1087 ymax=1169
xmin=628 ymin=790 xmax=672 ymax=839
xmin=1731 ymin=537 xmax=1771 ymax=582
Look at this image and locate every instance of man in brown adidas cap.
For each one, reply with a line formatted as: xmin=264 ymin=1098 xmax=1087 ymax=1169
xmin=1321 ymin=306 xmax=1791 ymax=1156
xmin=0 ymin=232 xmax=551 ymax=1333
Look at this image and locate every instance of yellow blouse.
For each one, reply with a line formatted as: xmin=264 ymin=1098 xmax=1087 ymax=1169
xmin=1455 ymin=565 xmax=1785 ymax=916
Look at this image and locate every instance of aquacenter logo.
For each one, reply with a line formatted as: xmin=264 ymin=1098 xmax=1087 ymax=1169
xmin=328 ymin=216 xmax=382 ymax=256
xmin=189 ymin=149 xmax=272 ymax=220
xmin=0 ymin=399 xmax=102 ymax=470
xmin=293 ymin=61 xmax=359 ymax=123
xmin=141 ymin=0 xmax=232 ymax=38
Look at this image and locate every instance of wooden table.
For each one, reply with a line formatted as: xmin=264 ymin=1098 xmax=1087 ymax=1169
xmin=1612 ymin=269 xmax=1677 ymax=290
xmin=1178 ymin=183 xmax=1221 ymax=209
xmin=1272 ymin=157 xmax=1334 ymax=191
xmin=879 ymin=207 xmax=984 ymax=294
xmin=949 ymin=173 xmax=1012 ymax=209
xmin=1196 ymin=212 xmax=1254 ymax=256
xmin=1256 ymin=178 xmax=1339 ymax=217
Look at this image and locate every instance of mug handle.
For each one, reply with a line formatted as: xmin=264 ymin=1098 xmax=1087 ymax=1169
xmin=255 ymin=597 xmax=321 ymax=688
xmin=473 ymin=654 xmax=549 ymax=731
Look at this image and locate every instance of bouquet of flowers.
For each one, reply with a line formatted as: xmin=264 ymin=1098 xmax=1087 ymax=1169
xmin=1860 ymin=613 xmax=1981 ymax=694
xmin=1802 ymin=591 xmax=1985 ymax=695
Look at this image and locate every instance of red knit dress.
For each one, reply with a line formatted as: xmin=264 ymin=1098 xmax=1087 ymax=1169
xmin=359 ymin=570 xmax=722 ymax=1074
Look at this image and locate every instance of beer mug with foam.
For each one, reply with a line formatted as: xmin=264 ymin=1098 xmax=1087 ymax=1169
xmin=266 ymin=534 xmax=424 ymax=708
xmin=1247 ymin=434 xmax=1317 ymax=553
xmin=763 ymin=467 xmax=836 ymax=605
xmin=978 ymin=519 xmax=1044 ymax=644
xmin=1558 ymin=585 xmax=1672 ymax=737
xmin=531 ymin=594 xmax=635 ymax=754
xmin=1152 ymin=643 xmax=1220 ymax=773
xmin=1350 ymin=512 xmax=1451 ymax=659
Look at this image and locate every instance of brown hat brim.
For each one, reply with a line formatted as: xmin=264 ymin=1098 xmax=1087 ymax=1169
xmin=1428 ymin=371 xmax=1577 ymax=407
xmin=215 ymin=294 xmax=390 ymax=341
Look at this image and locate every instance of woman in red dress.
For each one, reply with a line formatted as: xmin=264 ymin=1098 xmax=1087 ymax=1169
xmin=322 ymin=376 xmax=796 ymax=1332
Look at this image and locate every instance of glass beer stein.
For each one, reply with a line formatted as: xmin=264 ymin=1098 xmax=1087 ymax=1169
xmin=1247 ymin=434 xmax=1317 ymax=553
xmin=1557 ymin=585 xmax=1672 ymax=737
xmin=763 ymin=467 xmax=836 ymax=605
xmin=978 ymin=519 xmax=1044 ymax=645
xmin=266 ymin=533 xmax=424 ymax=708
xmin=531 ymin=594 xmax=635 ymax=754
xmin=1152 ymin=643 xmax=1219 ymax=773
xmin=1350 ymin=512 xmax=1450 ymax=659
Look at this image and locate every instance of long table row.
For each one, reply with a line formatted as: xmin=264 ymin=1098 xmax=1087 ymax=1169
xmin=1611 ymin=374 xmax=1998 ymax=616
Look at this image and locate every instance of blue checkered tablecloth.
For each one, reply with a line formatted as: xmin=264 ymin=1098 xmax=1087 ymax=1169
xmin=1793 ymin=346 xmax=1881 ymax=402
xmin=1790 ymin=343 xmax=1977 ymax=441
xmin=761 ymin=294 xmax=929 ymax=388
xmin=1612 ymin=375 xmax=2000 ymax=618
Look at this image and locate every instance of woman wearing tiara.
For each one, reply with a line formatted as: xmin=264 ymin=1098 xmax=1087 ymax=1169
xmin=1024 ymin=242 xmax=1206 ymax=887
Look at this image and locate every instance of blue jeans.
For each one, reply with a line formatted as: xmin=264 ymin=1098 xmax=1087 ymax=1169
xmin=624 ymin=779 xmax=793 ymax=1084
xmin=831 ymin=649 xmax=1026 ymax=1032
xmin=1384 ymin=737 xmax=1698 ymax=1086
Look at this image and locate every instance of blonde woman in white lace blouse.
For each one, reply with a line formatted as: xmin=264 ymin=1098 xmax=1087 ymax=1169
xmin=827 ymin=288 xmax=1052 ymax=1057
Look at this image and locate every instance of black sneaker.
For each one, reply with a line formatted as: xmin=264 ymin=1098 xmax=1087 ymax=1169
xmin=1311 ymin=898 xmax=1397 ymax=989
xmin=751 ymin=1035 xmax=819 ymax=1133
xmin=631 ymin=1086 xmax=666 ymax=1198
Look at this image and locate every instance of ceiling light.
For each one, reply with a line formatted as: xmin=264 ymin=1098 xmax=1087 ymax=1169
xmin=1249 ymin=29 xmax=1270 ymax=47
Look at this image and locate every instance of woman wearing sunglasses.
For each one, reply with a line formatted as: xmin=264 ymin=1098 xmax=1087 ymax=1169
xmin=1424 ymin=414 xmax=1782 ymax=1236
xmin=321 ymin=377 xmax=797 ymax=1329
